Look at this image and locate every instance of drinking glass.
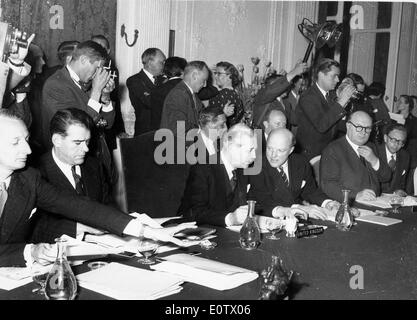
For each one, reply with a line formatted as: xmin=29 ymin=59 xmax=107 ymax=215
xmin=137 ymin=238 xmax=159 ymax=265
xmin=31 ymin=268 xmax=49 ymax=295
xmin=265 ymin=219 xmax=284 ymax=240
xmin=390 ymin=196 xmax=404 ymax=214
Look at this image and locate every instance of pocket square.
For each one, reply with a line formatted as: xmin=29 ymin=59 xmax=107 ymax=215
xmin=247 ymin=184 xmax=251 ymax=193
xmin=402 ymin=170 xmax=406 ymax=176
xmin=301 ymin=180 xmax=306 ymax=188
xmin=28 ymin=208 xmax=37 ymax=220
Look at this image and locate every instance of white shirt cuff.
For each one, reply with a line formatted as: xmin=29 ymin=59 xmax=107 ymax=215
xmin=8 ymin=61 xmax=31 ymax=77
xmin=321 ymin=199 xmax=332 ymax=209
xmin=225 ymin=212 xmax=235 ymax=227
xmin=372 ymin=159 xmax=380 ymax=171
xmin=88 ymin=98 xmax=102 ymax=114
xmin=101 ymin=101 xmax=114 ymax=112
xmin=23 ymin=244 xmax=34 ymax=268
xmin=15 ymin=93 xmax=27 ymax=103
xmin=122 ymin=219 xmax=145 ymax=237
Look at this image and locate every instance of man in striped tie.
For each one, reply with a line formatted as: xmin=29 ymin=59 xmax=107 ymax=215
xmin=31 ymin=108 xmax=115 ymax=243
xmin=249 ymin=128 xmax=340 ymax=220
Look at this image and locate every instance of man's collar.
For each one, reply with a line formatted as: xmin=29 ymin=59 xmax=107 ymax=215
xmin=315 ymin=82 xmax=328 ymax=99
xmin=220 ymin=150 xmax=235 ymax=179
xmin=52 ymin=149 xmax=81 ymax=176
xmin=143 ymin=69 xmax=155 ymax=84
xmin=385 ymin=146 xmax=396 ymax=159
xmin=183 ymin=80 xmax=194 ymax=95
xmin=200 ymin=130 xmax=216 ymax=156
xmin=67 ymin=65 xmax=80 ymax=83
xmin=345 ymin=135 xmax=361 ymax=154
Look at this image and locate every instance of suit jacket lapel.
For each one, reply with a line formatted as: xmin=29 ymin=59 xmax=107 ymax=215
xmin=44 ymin=152 xmax=76 ymax=193
xmin=264 ymin=159 xmax=294 ymax=203
xmin=1 ymin=173 xmax=32 ymax=243
xmin=139 ymin=70 xmax=156 ymax=91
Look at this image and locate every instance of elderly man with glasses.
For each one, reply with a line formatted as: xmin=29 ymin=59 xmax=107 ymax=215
xmin=320 ymin=111 xmax=391 ymax=203
xmin=375 ymin=123 xmax=412 ymax=196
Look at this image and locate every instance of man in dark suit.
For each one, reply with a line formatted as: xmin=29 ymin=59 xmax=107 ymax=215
xmin=127 ymin=48 xmax=166 ymax=136
xmin=375 ymin=123 xmax=411 ymax=195
xmin=252 ymin=61 xmax=308 ymax=128
xmin=42 ymin=41 xmax=116 ymax=149
xmin=160 ymin=61 xmax=209 ymax=141
xmin=31 ymin=109 xmax=113 ymax=243
xmin=296 ymin=58 xmax=356 ymax=161
xmin=283 ymin=75 xmax=305 ymax=134
xmin=0 ymin=110 xmax=194 ymax=267
xmin=320 ymin=111 xmax=392 ymax=203
xmin=249 ymin=129 xmax=339 ymax=219
xmin=150 ymin=56 xmax=187 ymax=131
xmin=178 ymin=124 xmax=257 ymax=227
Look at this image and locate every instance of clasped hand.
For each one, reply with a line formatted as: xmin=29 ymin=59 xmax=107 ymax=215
xmin=358 ymin=146 xmax=378 ymax=167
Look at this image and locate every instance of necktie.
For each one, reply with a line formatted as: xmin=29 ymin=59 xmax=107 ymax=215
xmin=0 ymin=182 xmax=8 ymax=220
xmin=360 ymin=156 xmax=367 ymax=168
xmin=71 ymin=166 xmax=86 ymax=196
xmin=279 ymin=166 xmax=290 ymax=188
xmin=388 ymin=155 xmax=396 ymax=171
xmin=230 ymin=170 xmax=238 ymax=192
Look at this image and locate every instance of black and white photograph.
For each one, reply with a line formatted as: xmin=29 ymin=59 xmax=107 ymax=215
xmin=0 ymin=0 xmax=417 ymax=307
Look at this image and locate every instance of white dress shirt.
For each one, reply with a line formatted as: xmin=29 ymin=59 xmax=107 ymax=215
xmin=143 ymin=68 xmax=155 ymax=84
xmin=200 ymin=131 xmax=216 ymax=156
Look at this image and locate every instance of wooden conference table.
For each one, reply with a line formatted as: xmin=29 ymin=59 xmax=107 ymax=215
xmin=1 ymin=209 xmax=417 ymax=300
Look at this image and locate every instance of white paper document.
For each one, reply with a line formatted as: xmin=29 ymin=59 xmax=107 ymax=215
xmin=151 ymin=254 xmax=259 ymax=291
xmin=0 ymin=264 xmax=51 ymax=291
xmin=355 ymin=215 xmax=402 ymax=226
xmin=76 ymin=263 xmax=183 ymax=300
xmin=389 ymin=112 xmax=405 ymax=124
xmin=60 ymin=235 xmax=121 ymax=256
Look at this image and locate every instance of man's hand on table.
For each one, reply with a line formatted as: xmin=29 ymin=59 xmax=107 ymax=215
xmin=356 ymin=189 xmax=377 ymax=202
xmin=31 ymin=244 xmax=57 ymax=266
xmin=143 ymin=222 xmax=197 ymax=247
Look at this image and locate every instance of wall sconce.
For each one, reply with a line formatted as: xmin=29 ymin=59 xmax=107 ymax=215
xmin=120 ymin=24 xmax=139 ymax=47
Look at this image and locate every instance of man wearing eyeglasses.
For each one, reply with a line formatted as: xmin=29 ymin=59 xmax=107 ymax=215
xmin=320 ymin=111 xmax=391 ymax=203
xmin=375 ymin=124 xmax=411 ymax=195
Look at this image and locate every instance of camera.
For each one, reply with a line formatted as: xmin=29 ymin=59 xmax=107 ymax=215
xmin=0 ymin=21 xmax=29 ymax=62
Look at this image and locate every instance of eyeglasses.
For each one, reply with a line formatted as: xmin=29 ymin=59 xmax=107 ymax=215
xmin=348 ymin=121 xmax=372 ymax=133
xmin=213 ymin=72 xmax=230 ymax=76
xmin=387 ymin=135 xmax=406 ymax=146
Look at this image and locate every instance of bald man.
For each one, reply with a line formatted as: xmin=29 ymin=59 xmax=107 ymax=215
xmin=249 ymin=128 xmax=339 ymax=220
xmin=320 ymin=111 xmax=391 ymax=203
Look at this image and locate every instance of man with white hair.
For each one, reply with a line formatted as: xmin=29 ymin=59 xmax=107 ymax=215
xmin=178 ymin=123 xmax=257 ymax=226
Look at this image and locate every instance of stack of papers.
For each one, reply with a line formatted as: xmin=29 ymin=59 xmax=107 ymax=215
xmin=355 ymin=215 xmax=402 ymax=226
xmin=151 ymin=254 xmax=259 ymax=291
xmin=76 ymin=263 xmax=183 ymax=300
xmin=0 ymin=264 xmax=51 ymax=291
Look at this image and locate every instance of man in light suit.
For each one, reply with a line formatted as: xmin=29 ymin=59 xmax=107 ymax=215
xmin=160 ymin=61 xmax=209 ymax=141
xmin=127 ymin=48 xmax=166 ymax=136
xmin=31 ymin=108 xmax=113 ymax=243
xmin=178 ymin=124 xmax=257 ymax=227
xmin=249 ymin=129 xmax=339 ymax=219
xmin=0 ymin=110 xmax=194 ymax=267
xmin=375 ymin=123 xmax=411 ymax=195
xmin=320 ymin=111 xmax=392 ymax=203
xmin=296 ymin=58 xmax=356 ymax=161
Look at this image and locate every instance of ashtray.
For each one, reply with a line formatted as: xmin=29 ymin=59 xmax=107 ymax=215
xmin=199 ymin=240 xmax=217 ymax=250
xmin=87 ymin=261 xmax=109 ymax=270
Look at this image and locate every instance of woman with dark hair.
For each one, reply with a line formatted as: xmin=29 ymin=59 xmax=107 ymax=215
xmin=209 ymin=61 xmax=245 ymax=127
xmin=397 ymin=94 xmax=417 ymax=141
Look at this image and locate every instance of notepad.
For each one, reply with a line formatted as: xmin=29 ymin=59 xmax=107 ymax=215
xmin=76 ymin=263 xmax=183 ymax=300
xmin=355 ymin=215 xmax=402 ymax=226
xmin=151 ymin=254 xmax=259 ymax=291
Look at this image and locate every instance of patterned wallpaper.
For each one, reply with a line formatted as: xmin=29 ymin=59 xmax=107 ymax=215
xmin=1 ymin=0 xmax=117 ymax=67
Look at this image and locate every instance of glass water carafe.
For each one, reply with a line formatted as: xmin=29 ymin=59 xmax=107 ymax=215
xmin=239 ymin=200 xmax=261 ymax=250
xmin=335 ymin=190 xmax=354 ymax=231
xmin=44 ymin=238 xmax=77 ymax=300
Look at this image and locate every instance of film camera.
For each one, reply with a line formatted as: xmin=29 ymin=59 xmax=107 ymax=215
xmin=0 ymin=21 xmax=29 ymax=62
